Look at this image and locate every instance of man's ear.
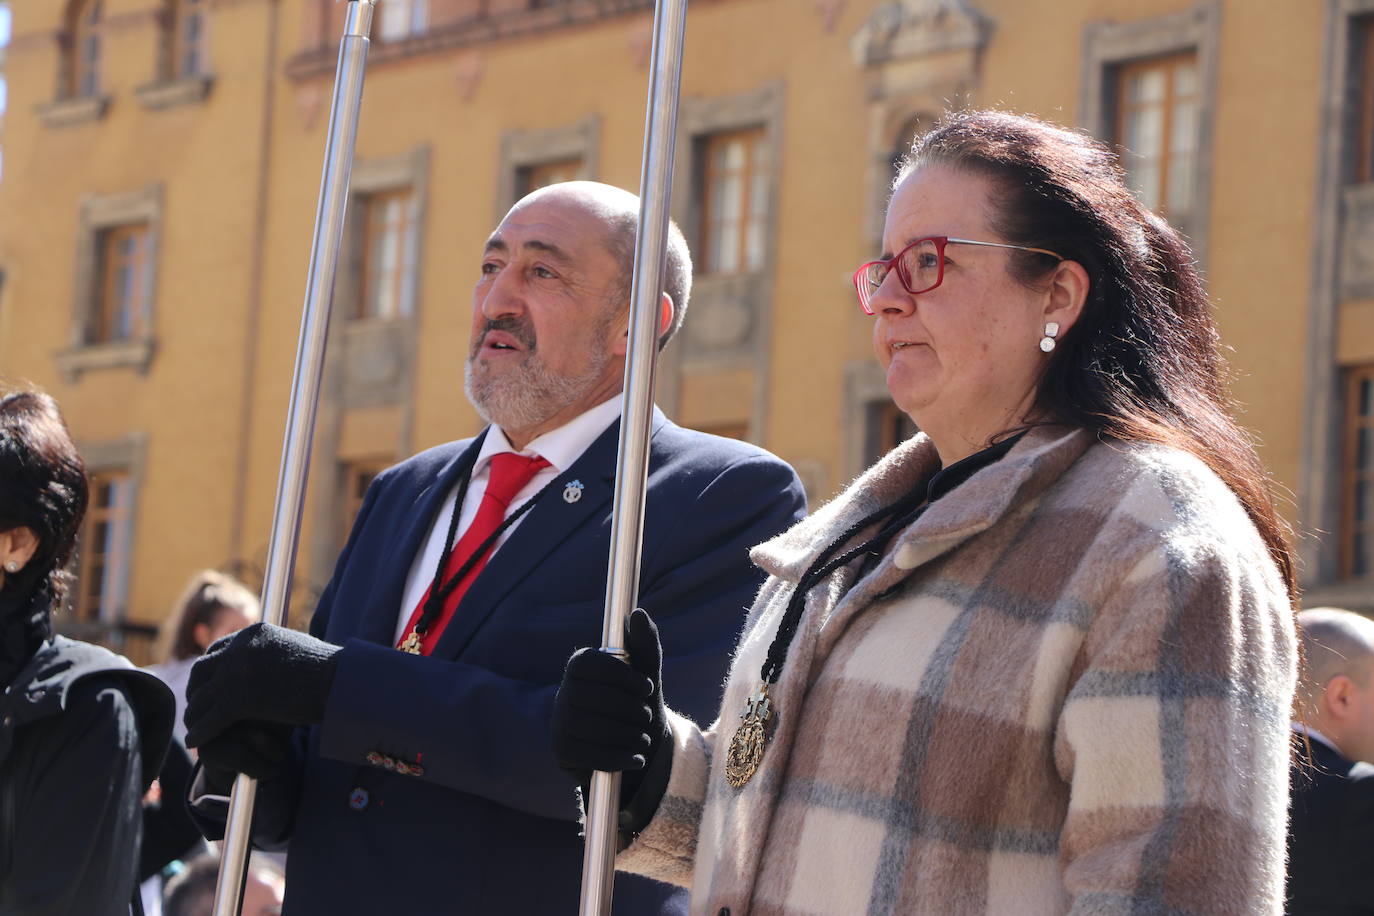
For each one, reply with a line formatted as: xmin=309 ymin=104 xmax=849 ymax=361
xmin=611 ymin=293 xmax=675 ymax=357
xmin=1327 ymin=675 xmax=1356 ymax=720
xmin=1043 ymin=259 xmax=1090 ymax=337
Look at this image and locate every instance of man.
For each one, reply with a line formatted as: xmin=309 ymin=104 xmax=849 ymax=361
xmin=1288 ymin=607 xmax=1374 ymax=915
xmin=184 ymin=182 xmax=806 ymax=913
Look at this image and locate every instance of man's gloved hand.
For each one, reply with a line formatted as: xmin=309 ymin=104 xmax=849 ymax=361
xmin=552 ymin=608 xmax=670 ymax=810
xmin=184 ymin=622 xmax=341 ymax=749
xmin=198 ymin=720 xmax=297 ymax=790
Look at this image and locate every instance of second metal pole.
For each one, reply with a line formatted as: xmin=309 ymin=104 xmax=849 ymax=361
xmin=578 ymin=1 xmax=690 ymax=913
xmin=210 ymin=3 xmax=375 ymax=914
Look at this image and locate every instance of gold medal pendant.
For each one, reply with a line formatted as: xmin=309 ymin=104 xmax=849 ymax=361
xmin=398 ymin=629 xmax=424 ymax=655
xmin=724 ymin=685 xmax=772 ymax=788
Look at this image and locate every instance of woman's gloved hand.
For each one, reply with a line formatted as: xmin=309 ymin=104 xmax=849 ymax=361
xmin=552 ymin=608 xmax=670 ymax=817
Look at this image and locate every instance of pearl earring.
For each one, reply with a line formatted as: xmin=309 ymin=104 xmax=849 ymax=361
xmin=3 ymin=562 xmax=19 ymax=574
xmin=1039 ymin=321 xmax=1060 ymax=353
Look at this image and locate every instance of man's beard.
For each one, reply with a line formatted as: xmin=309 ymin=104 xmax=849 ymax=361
xmin=464 ymin=316 xmax=612 ymax=433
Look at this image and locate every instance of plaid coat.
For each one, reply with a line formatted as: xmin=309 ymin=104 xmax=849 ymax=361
xmin=619 ymin=425 xmax=1296 ymax=915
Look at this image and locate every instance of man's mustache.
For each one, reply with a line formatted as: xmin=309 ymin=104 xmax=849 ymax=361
xmin=474 ymin=317 xmax=537 ymax=354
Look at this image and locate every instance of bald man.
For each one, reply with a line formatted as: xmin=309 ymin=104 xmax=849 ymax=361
xmin=183 ymin=183 xmax=807 ymax=913
xmin=1288 ymin=607 xmax=1374 ymax=915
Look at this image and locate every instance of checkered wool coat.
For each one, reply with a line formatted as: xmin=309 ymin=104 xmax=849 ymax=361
xmin=619 ymin=425 xmax=1296 ymax=915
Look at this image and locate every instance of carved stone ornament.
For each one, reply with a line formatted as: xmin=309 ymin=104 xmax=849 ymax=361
xmin=850 ymin=0 xmax=991 ymax=67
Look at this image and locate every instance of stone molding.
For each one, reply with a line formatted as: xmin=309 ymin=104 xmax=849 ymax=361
xmin=1299 ymin=0 xmax=1374 ymax=587
xmin=135 ymin=74 xmax=214 ymax=110
xmin=494 ymin=115 xmax=600 ymax=220
xmin=850 ymin=0 xmax=991 ymax=67
xmin=36 ymin=94 xmax=110 ymax=128
xmin=284 ymin=0 xmax=656 ymax=82
xmin=1078 ymin=2 xmax=1220 ymax=262
xmin=58 ymin=185 xmax=164 ymax=381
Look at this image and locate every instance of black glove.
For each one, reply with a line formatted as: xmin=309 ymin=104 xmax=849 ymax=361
xmin=552 ymin=608 xmax=671 ymax=824
xmin=198 ymin=720 xmax=297 ymax=787
xmin=184 ymin=622 xmax=341 ymax=749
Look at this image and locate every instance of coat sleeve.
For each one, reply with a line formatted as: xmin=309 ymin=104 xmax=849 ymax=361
xmin=1054 ymin=538 xmax=1296 ymax=915
xmin=6 ymin=682 xmax=144 ymax=916
xmin=614 ymin=709 xmax=717 ymax=889
xmin=316 ymin=453 xmax=806 ymax=822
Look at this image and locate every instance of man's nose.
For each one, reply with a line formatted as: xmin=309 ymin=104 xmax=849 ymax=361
xmin=479 ymin=268 xmax=526 ymax=320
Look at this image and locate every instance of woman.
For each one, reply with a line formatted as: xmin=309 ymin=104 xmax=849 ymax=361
xmin=553 ymin=110 xmax=1298 ymax=914
xmin=148 ymin=570 xmax=259 ymax=746
xmin=0 ymin=390 xmax=174 ymax=914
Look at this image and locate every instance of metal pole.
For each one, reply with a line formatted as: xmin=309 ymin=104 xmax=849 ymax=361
xmin=211 ymin=3 xmax=374 ymax=913
xmin=578 ymin=1 xmax=689 ymax=913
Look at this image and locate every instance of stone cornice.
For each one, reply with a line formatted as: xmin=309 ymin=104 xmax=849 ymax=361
xmin=284 ymin=0 xmax=658 ymax=82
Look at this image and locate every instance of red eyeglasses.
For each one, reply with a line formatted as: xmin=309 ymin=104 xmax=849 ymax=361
xmin=852 ymin=236 xmax=1064 ymax=315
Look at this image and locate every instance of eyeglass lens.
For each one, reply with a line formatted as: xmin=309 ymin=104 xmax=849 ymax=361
xmin=858 ymin=239 xmax=942 ymax=312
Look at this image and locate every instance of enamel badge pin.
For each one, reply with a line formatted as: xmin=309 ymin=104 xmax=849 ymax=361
xmin=562 ymin=480 xmax=585 ymax=504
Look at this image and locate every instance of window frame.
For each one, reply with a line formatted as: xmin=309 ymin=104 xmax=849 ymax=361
xmin=75 ymin=469 xmax=135 ymax=623
xmin=1342 ymin=364 xmax=1374 ymax=580
xmin=515 ymin=158 xmax=584 ymax=198
xmin=1356 ymin=16 xmax=1374 ymax=184
xmin=68 ymin=0 xmax=102 ymax=99
xmin=356 ymin=187 xmax=419 ymax=321
xmin=171 ymin=0 xmax=207 ymax=79
xmin=698 ymin=127 xmax=769 ymax=276
xmin=1112 ymin=51 xmax=1200 ymax=222
xmin=94 ymin=223 xmax=152 ymax=344
xmin=342 ymin=457 xmax=390 ymax=537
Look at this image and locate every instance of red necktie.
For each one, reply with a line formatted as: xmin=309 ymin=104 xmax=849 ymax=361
xmin=397 ymin=452 xmax=550 ymax=656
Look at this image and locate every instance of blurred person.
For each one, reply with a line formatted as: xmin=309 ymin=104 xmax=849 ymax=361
xmin=1288 ymin=607 xmax=1374 ymax=915
xmin=162 ymin=853 xmax=283 ymax=916
xmin=0 ymin=389 xmax=175 ymax=914
xmin=182 ymin=181 xmax=806 ymax=914
xmin=148 ymin=570 xmax=260 ymax=745
xmin=553 ymin=110 xmax=1299 ymax=914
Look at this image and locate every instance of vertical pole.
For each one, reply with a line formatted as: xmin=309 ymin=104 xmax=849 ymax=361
xmin=578 ymin=1 xmax=689 ymax=914
xmin=210 ymin=3 xmax=374 ymax=913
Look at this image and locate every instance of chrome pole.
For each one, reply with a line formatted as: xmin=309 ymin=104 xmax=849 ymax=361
xmin=210 ymin=3 xmax=375 ymax=913
xmin=578 ymin=0 xmax=689 ymax=913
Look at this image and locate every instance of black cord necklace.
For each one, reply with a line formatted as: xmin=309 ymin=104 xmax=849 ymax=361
xmin=398 ymin=450 xmax=560 ymax=655
xmin=721 ymin=432 xmax=1025 ymax=788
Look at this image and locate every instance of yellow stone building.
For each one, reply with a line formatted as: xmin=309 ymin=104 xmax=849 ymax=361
xmin=0 ymin=0 xmax=1371 ymax=660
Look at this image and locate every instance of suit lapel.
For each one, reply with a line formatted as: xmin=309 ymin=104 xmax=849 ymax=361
xmin=430 ymin=411 xmax=666 ymax=660
xmin=355 ymin=434 xmax=486 ymax=646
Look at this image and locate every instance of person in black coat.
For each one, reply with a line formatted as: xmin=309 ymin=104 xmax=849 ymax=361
xmin=0 ymin=390 xmax=175 ymax=915
xmin=1289 ymin=607 xmax=1374 ymax=915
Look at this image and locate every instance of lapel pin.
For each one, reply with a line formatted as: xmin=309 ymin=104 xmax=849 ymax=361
xmin=562 ymin=480 xmax=585 ymax=504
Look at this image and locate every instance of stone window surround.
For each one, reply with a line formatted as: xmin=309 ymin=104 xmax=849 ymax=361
xmin=1079 ymin=1 xmax=1221 ymax=265
xmin=493 ymin=115 xmax=599 ymax=221
xmin=55 ymin=185 xmax=163 ymax=382
xmin=67 ymin=432 xmax=148 ymax=622
xmin=1300 ymin=0 xmax=1374 ymax=600
xmin=653 ymin=83 xmax=784 ymax=445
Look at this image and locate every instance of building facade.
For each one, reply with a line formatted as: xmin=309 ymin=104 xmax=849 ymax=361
xmin=0 ymin=0 xmax=1370 ymax=660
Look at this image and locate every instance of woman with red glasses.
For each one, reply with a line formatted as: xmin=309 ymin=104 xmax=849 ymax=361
xmin=553 ymin=110 xmax=1297 ymax=914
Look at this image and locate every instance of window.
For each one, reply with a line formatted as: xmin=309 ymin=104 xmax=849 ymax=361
xmin=699 ymin=128 xmax=769 ymax=274
xmin=866 ymin=401 xmax=917 ymax=464
xmin=67 ymin=0 xmax=102 ymax=98
xmin=93 ymin=224 xmax=152 ymax=343
xmin=1113 ymin=52 xmax=1200 ymax=221
xmin=516 ymin=158 xmax=581 ymax=198
xmin=171 ymin=0 xmax=207 ymax=78
xmin=342 ymin=459 xmax=388 ymax=536
xmin=357 ymin=189 xmax=418 ymax=320
xmin=1 ymin=3 xmax=9 ymax=183
xmin=77 ymin=470 xmax=135 ymax=622
xmin=1344 ymin=365 xmax=1374 ymax=580
xmin=378 ymin=0 xmax=426 ymax=42
xmin=1356 ymin=17 xmax=1374 ymax=184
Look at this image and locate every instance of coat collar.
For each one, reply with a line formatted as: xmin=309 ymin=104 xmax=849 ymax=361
xmin=751 ymin=424 xmax=1095 ymax=584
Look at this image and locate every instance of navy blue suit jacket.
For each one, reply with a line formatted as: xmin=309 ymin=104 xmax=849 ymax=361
xmin=1288 ymin=737 xmax=1374 ymax=915
xmin=219 ymin=410 xmax=805 ymax=914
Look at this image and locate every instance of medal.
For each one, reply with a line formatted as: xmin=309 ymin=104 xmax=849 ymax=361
xmin=398 ymin=628 xmax=424 ymax=654
xmin=724 ymin=685 xmax=772 ymax=788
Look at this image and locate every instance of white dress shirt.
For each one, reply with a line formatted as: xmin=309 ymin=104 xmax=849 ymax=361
xmin=391 ymin=396 xmax=623 ymax=645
